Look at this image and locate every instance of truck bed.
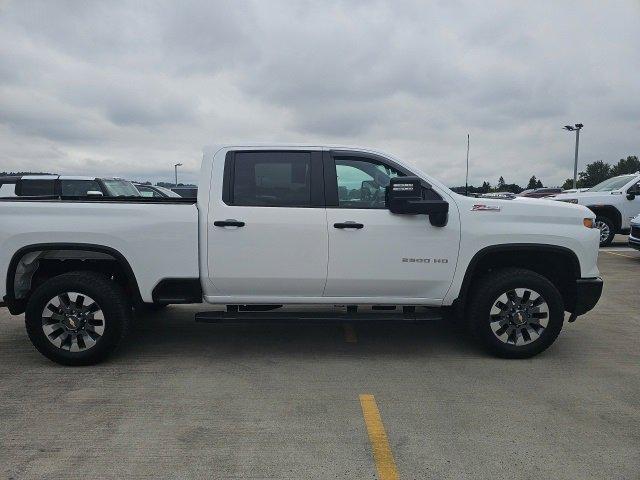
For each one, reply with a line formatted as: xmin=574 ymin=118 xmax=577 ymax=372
xmin=0 ymin=197 xmax=199 ymax=302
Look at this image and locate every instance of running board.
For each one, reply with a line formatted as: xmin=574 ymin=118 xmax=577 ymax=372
xmin=195 ymin=309 xmax=443 ymax=323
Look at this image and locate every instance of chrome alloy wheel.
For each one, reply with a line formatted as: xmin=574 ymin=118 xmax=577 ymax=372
xmin=594 ymin=220 xmax=610 ymax=244
xmin=489 ymin=288 xmax=549 ymax=346
xmin=41 ymin=292 xmax=105 ymax=352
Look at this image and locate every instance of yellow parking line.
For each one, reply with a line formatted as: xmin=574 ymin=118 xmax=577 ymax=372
xmin=603 ymin=250 xmax=636 ymax=259
xmin=359 ymin=394 xmax=399 ymax=480
xmin=343 ymin=323 xmax=357 ymax=343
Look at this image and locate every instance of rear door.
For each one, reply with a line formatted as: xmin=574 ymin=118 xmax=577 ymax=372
xmin=206 ymin=149 xmax=328 ymax=299
xmin=323 ymin=151 xmax=460 ymax=301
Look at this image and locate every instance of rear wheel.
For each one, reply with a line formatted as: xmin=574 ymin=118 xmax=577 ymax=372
xmin=466 ymin=268 xmax=565 ymax=358
xmin=594 ymin=216 xmax=615 ymax=247
xmin=25 ymin=271 xmax=131 ymax=365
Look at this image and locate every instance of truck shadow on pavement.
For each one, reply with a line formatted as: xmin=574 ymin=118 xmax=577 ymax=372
xmin=122 ymin=306 xmax=480 ymax=361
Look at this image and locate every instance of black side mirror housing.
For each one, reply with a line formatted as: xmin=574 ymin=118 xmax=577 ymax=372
xmin=628 ymin=193 xmax=636 ymax=201
xmin=386 ymin=176 xmax=449 ymax=227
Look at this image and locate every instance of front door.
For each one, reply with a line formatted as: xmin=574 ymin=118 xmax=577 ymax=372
xmin=206 ymin=150 xmax=328 ymax=299
xmin=323 ymin=153 xmax=460 ymax=301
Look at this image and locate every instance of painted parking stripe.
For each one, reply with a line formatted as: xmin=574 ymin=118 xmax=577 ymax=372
xmin=360 ymin=394 xmax=399 ymax=480
xmin=602 ymin=250 xmax=637 ymax=259
xmin=343 ymin=323 xmax=357 ymax=343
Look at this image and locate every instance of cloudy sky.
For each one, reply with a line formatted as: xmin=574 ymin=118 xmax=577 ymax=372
xmin=0 ymin=0 xmax=638 ymax=187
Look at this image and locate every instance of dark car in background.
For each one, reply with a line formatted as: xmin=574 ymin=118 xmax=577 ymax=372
xmin=0 ymin=175 xmax=140 ymax=198
xmin=518 ymin=187 xmax=563 ymax=198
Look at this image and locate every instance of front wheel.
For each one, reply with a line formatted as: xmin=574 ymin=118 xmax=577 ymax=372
xmin=595 ymin=216 xmax=615 ymax=247
xmin=25 ymin=271 xmax=131 ymax=366
xmin=466 ymin=268 xmax=565 ymax=358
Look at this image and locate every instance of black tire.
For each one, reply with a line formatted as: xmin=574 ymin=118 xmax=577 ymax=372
xmin=25 ymin=271 xmax=131 ymax=366
xmin=595 ymin=216 xmax=615 ymax=247
xmin=466 ymin=268 xmax=565 ymax=359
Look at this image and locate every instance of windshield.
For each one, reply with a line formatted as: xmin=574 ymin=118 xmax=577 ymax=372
xmin=588 ymin=175 xmax=636 ymax=192
xmin=102 ymin=179 xmax=141 ymax=197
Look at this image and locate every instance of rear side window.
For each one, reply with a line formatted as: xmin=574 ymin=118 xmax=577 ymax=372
xmin=61 ymin=180 xmax=101 ymax=196
xmin=18 ymin=179 xmax=55 ymax=196
xmin=228 ymin=151 xmax=312 ymax=207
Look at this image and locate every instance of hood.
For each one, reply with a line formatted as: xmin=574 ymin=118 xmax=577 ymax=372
xmin=552 ymin=190 xmax=624 ymax=203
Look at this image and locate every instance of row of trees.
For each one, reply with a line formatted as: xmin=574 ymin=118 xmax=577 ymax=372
xmin=452 ymin=155 xmax=638 ymax=195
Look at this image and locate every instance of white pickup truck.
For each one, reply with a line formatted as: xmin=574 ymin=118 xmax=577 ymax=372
xmin=0 ymin=145 xmax=603 ymax=365
xmin=553 ymin=173 xmax=640 ymax=246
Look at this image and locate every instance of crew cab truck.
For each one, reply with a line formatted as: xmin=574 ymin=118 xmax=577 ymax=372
xmin=0 ymin=145 xmax=603 ymax=365
xmin=554 ymin=173 xmax=640 ymax=246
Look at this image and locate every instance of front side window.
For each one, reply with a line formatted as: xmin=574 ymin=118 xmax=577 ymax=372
xmin=19 ymin=179 xmax=55 ymax=196
xmin=335 ymin=157 xmax=403 ymax=209
xmin=61 ymin=180 xmax=101 ymax=196
xmin=231 ymin=152 xmax=311 ymax=207
xmin=102 ymin=180 xmax=140 ymax=197
xmin=136 ymin=185 xmax=162 ymax=198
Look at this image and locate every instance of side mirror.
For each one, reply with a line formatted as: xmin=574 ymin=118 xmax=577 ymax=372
xmin=627 ymin=185 xmax=639 ymax=200
xmin=387 ymin=176 xmax=449 ymax=227
xmin=628 ymin=193 xmax=636 ymax=200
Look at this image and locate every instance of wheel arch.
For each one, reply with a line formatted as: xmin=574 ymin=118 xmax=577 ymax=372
xmin=455 ymin=244 xmax=582 ymax=317
xmin=586 ymin=205 xmax=622 ymax=231
xmin=5 ymin=242 xmax=142 ymax=315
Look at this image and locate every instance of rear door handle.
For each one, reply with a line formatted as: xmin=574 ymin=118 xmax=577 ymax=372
xmin=333 ymin=221 xmax=364 ymax=229
xmin=214 ymin=219 xmax=245 ymax=227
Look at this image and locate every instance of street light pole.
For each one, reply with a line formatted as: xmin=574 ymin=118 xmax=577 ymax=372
xmin=563 ymin=123 xmax=583 ymax=189
xmin=174 ymin=163 xmax=183 ymax=187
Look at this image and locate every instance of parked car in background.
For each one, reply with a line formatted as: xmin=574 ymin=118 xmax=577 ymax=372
xmin=630 ymin=214 xmax=640 ymax=251
xmin=480 ymin=192 xmax=517 ymax=200
xmin=561 ymin=188 xmax=590 ymax=194
xmin=553 ymin=173 xmax=640 ymax=246
xmin=0 ymin=175 xmax=140 ymax=198
xmin=134 ymin=183 xmax=182 ymax=198
xmin=518 ymin=188 xmax=562 ymax=198
xmin=171 ymin=186 xmax=198 ymax=198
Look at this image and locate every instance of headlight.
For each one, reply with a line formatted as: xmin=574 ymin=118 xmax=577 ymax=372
xmin=557 ymin=198 xmax=578 ymax=204
xmin=583 ymin=218 xmax=594 ymax=228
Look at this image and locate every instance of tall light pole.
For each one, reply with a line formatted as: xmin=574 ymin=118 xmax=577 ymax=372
xmin=174 ymin=163 xmax=182 ymax=187
xmin=563 ymin=123 xmax=583 ymax=189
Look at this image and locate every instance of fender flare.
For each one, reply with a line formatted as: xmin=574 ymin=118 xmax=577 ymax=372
xmin=4 ymin=242 xmax=142 ymax=314
xmin=457 ymin=243 xmax=581 ymax=308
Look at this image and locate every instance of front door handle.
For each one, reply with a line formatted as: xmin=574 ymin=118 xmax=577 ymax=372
xmin=214 ymin=219 xmax=245 ymax=227
xmin=334 ymin=221 xmax=364 ymax=229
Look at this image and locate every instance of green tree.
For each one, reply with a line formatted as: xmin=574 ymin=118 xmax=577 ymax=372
xmin=481 ymin=181 xmax=491 ymax=193
xmin=527 ymin=176 xmax=538 ymax=189
xmin=535 ymin=179 xmax=543 ymax=188
xmin=497 ymin=176 xmax=506 ymax=190
xmin=578 ymin=161 xmax=611 ymax=188
xmin=610 ymin=156 xmax=640 ymax=176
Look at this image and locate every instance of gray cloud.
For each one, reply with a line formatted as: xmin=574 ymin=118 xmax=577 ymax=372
xmin=0 ymin=0 xmax=638 ymax=187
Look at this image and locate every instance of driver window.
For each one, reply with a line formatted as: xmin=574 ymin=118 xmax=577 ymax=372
xmin=335 ymin=158 xmax=402 ymax=209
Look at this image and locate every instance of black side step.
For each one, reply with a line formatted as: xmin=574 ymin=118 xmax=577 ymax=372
xmin=195 ymin=309 xmax=442 ymax=323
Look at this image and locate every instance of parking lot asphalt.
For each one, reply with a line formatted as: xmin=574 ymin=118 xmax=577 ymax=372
xmin=1 ymin=239 xmax=639 ymax=480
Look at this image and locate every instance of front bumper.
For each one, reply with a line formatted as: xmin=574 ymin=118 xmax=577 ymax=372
xmin=571 ymin=277 xmax=603 ymax=316
xmin=629 ymin=236 xmax=640 ymax=251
